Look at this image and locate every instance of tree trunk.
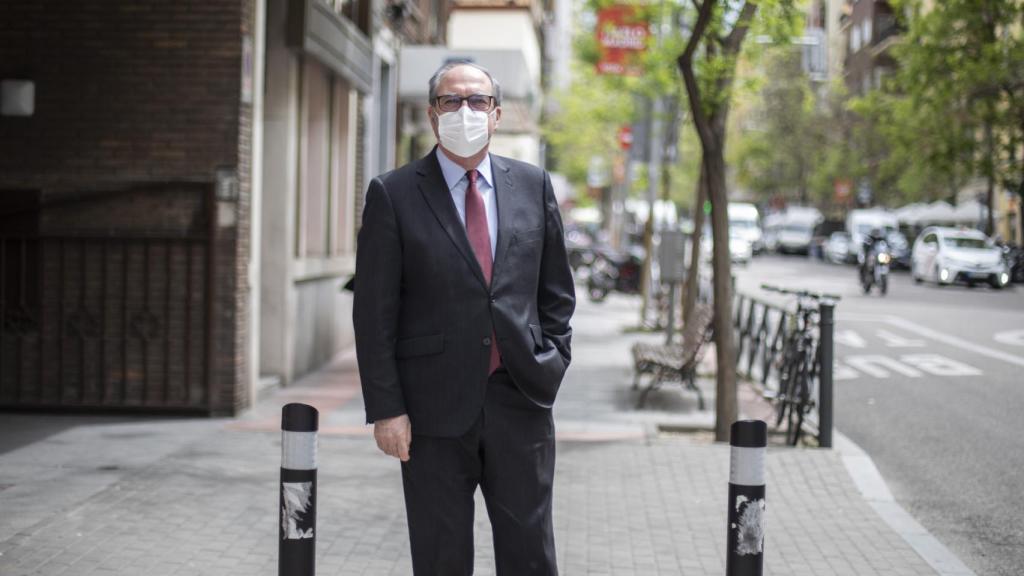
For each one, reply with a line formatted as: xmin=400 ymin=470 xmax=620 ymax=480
xmin=682 ymin=160 xmax=706 ymax=340
xmin=985 ymin=119 xmax=996 ymax=235
xmin=705 ymin=138 xmax=737 ymax=443
xmin=675 ymin=0 xmax=753 ymax=442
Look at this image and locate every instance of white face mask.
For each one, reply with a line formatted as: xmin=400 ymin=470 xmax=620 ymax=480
xmin=437 ymin=107 xmax=492 ymax=158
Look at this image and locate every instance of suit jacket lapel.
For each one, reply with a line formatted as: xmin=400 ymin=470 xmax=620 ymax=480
xmin=417 ymin=150 xmax=488 ymax=288
xmin=491 ymin=155 xmax=515 ymax=281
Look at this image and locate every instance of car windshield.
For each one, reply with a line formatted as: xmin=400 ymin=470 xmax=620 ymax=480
xmin=943 ymin=237 xmax=989 ymax=249
xmin=730 ymin=220 xmax=757 ymax=230
xmin=784 ymin=224 xmax=811 ymax=233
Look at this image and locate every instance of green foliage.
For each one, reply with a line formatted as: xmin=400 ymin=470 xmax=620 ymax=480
xmin=542 ymin=61 xmax=633 ymax=194
xmin=731 ymin=48 xmax=826 ymax=205
xmin=861 ymin=0 xmax=1024 ymax=203
xmin=545 ymin=0 xmax=803 ymax=207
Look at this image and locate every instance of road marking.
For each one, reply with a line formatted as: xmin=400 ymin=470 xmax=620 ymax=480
xmin=838 ymin=354 xmax=983 ymax=380
xmin=844 ymin=355 xmax=924 ymax=379
xmin=836 ymin=329 xmax=867 ymax=348
xmin=876 ymin=329 xmax=925 ymax=348
xmin=901 ymin=354 xmax=982 ymax=376
xmin=834 ymin=363 xmax=862 ymax=381
xmin=841 ymin=314 xmax=1024 ymax=369
xmin=994 ymin=329 xmax=1024 ymax=347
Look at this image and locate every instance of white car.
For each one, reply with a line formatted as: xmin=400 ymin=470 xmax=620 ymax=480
xmin=700 ymin=232 xmax=753 ymax=265
xmin=824 ymin=232 xmax=854 ymax=264
xmin=729 ymin=203 xmax=764 ymax=254
xmin=911 ymin=227 xmax=1010 ymax=289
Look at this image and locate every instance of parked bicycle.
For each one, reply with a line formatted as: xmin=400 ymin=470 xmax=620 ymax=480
xmin=760 ymin=284 xmax=840 ymax=446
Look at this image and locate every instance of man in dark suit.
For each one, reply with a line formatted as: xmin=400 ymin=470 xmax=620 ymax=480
xmin=353 ymin=61 xmax=575 ymax=575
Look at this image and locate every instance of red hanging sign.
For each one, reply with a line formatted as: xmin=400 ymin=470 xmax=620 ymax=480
xmin=596 ymin=5 xmax=648 ymax=76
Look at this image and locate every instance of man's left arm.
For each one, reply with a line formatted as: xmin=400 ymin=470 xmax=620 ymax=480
xmin=537 ymin=171 xmax=576 ymax=366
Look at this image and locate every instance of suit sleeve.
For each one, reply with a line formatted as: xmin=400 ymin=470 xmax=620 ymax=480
xmin=353 ymin=177 xmax=406 ymax=423
xmin=537 ymin=171 xmax=576 ymax=367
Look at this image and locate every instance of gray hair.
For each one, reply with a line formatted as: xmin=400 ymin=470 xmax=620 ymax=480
xmin=427 ymin=60 xmax=502 ymax=106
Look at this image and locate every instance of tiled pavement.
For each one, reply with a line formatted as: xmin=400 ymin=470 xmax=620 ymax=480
xmin=0 ymin=294 xmax=952 ymax=575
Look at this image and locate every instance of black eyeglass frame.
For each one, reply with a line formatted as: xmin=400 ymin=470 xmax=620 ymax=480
xmin=433 ymin=94 xmax=497 ymax=113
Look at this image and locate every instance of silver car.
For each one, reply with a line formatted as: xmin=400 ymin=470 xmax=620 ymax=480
xmin=911 ymin=227 xmax=1011 ymax=289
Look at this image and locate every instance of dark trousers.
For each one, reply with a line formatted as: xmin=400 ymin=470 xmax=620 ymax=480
xmin=400 ymin=370 xmax=558 ymax=576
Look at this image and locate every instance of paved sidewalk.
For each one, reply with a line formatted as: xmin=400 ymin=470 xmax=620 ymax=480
xmin=0 ymin=294 xmax=954 ymax=575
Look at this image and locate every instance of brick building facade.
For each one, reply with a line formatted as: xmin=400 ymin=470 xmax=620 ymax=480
xmin=0 ymin=0 xmax=417 ymax=414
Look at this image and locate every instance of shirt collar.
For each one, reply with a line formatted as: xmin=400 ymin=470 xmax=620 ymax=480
xmin=436 ymin=147 xmax=493 ymax=191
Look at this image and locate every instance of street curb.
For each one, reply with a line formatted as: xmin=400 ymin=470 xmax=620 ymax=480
xmin=833 ymin=430 xmax=977 ymax=576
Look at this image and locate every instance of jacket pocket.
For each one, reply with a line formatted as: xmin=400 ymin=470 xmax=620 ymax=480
xmin=396 ymin=333 xmax=444 ymax=359
xmin=528 ymin=324 xmax=544 ymax=350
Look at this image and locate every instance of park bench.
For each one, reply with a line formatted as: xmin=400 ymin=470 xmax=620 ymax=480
xmin=630 ymin=304 xmax=715 ymax=410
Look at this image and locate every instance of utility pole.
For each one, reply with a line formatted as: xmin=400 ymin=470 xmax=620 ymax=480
xmin=639 ymin=0 xmax=668 ymax=328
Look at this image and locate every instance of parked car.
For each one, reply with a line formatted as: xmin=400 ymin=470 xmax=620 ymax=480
xmin=911 ymin=227 xmax=1011 ymax=289
xmin=811 ymin=219 xmax=845 ymax=260
xmin=728 ymin=202 xmax=764 ymax=254
xmin=700 ymin=228 xmax=753 ymax=265
xmin=885 ymin=230 xmax=912 ymax=269
xmin=824 ymin=231 xmax=854 ymax=264
xmin=776 ymin=207 xmax=823 ymax=255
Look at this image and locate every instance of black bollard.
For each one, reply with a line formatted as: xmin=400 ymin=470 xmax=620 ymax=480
xmin=726 ymin=420 xmax=767 ymax=576
xmin=280 ymin=403 xmax=319 ymax=576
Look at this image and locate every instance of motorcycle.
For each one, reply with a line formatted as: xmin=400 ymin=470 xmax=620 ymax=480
xmin=859 ymin=240 xmax=891 ymax=295
xmin=586 ymin=245 xmax=644 ymax=303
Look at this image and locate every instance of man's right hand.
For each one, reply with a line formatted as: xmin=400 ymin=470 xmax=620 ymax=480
xmin=373 ymin=414 xmax=412 ymax=462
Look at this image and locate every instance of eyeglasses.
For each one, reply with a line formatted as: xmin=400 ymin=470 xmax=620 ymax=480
xmin=434 ymin=94 xmax=496 ymax=113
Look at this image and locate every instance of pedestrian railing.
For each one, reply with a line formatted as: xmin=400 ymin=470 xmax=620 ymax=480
xmin=732 ymin=285 xmax=838 ymax=447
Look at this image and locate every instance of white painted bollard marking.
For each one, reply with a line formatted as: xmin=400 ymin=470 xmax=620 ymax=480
xmin=729 ymin=447 xmax=766 ymax=486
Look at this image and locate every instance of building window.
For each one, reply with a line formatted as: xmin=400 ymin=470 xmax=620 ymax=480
xmin=331 ymin=78 xmax=356 ymax=256
xmin=298 ymin=59 xmax=331 ymax=258
xmin=377 ymin=61 xmax=393 ymax=175
xmin=862 ymin=19 xmax=872 ymax=46
xmin=851 ymin=25 xmax=861 ymax=52
xmin=297 ymin=58 xmax=360 ymax=260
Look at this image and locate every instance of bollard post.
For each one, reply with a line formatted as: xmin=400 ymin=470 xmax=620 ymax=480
xmin=280 ymin=403 xmax=319 ymax=576
xmin=727 ymin=420 xmax=767 ymax=576
xmin=818 ymin=300 xmax=835 ymax=448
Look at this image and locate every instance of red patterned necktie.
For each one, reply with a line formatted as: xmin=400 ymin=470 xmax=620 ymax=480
xmin=465 ymin=169 xmax=501 ymax=374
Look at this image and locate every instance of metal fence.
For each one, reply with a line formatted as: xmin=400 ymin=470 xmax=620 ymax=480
xmin=0 ymin=184 xmax=215 ymax=412
xmin=732 ymin=288 xmax=836 ymax=447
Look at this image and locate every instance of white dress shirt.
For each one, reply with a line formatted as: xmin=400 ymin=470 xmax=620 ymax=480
xmin=436 ymin=148 xmax=498 ymax=259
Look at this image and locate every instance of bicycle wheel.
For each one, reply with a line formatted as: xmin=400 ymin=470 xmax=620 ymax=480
xmin=774 ymin=342 xmax=799 ymax=428
xmin=786 ymin=351 xmax=810 ymax=446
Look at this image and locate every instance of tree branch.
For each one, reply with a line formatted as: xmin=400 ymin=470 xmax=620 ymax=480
xmin=679 ymin=0 xmax=714 ymax=66
xmin=677 ymin=0 xmax=717 ymax=151
xmin=724 ymin=1 xmax=758 ymax=54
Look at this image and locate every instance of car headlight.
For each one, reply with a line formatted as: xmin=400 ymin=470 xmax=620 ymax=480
xmin=877 ymin=253 xmax=891 ymax=264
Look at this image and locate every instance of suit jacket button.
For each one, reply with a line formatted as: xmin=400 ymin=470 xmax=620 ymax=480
xmin=482 ymin=337 xmax=492 ymax=346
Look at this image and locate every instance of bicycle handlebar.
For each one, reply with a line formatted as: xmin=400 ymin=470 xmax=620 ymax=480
xmin=760 ymin=283 xmax=841 ymax=302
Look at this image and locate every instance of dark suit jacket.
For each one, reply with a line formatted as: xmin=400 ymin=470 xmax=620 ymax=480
xmin=353 ymin=149 xmax=575 ymax=437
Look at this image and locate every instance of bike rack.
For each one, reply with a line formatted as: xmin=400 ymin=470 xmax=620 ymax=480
xmin=732 ymin=286 xmax=839 ymax=448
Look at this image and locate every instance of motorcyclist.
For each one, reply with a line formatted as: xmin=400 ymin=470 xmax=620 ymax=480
xmin=860 ymin=227 xmax=886 ymax=281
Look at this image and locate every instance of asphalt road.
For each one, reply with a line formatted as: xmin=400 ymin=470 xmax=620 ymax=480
xmin=734 ymin=254 xmax=1024 ymax=576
